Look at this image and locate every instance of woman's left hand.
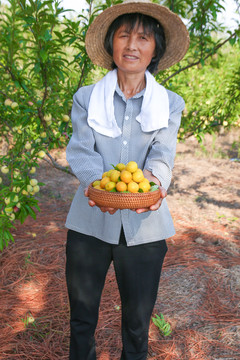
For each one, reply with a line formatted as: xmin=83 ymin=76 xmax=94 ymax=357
xmin=132 ymin=170 xmax=167 ymax=214
xmin=84 ymin=187 xmax=118 ymax=215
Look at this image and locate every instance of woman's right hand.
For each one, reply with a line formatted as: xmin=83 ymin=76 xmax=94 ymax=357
xmin=84 ymin=187 xmax=118 ymax=215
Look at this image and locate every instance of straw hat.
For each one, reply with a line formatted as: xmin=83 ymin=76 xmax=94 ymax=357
xmin=85 ymin=0 xmax=190 ymax=72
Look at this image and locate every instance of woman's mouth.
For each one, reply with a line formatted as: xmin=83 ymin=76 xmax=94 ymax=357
xmin=123 ymin=54 xmax=138 ymax=60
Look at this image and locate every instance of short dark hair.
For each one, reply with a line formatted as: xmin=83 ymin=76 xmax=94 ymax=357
xmin=104 ymin=13 xmax=166 ymax=74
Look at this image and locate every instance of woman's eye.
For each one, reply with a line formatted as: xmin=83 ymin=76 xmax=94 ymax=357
xmin=120 ymin=33 xmax=129 ymax=38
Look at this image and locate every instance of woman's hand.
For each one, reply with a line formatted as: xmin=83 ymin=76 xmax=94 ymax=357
xmin=84 ymin=187 xmax=118 ymax=215
xmin=132 ymin=169 xmax=167 ymax=214
xmin=133 ymin=185 xmax=167 ymax=214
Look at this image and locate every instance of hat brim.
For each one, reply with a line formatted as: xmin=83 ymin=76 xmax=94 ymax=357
xmin=85 ymin=1 xmax=190 ymax=72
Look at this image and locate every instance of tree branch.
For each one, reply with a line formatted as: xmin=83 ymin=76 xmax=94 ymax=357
xmin=0 ymin=117 xmax=14 ymax=133
xmin=44 ymin=152 xmax=76 ymax=177
xmin=0 ymin=61 xmax=31 ymax=96
xmin=161 ymin=29 xmax=239 ymax=85
xmin=77 ymin=60 xmax=86 ymax=91
xmin=0 ymin=89 xmax=9 ymax=98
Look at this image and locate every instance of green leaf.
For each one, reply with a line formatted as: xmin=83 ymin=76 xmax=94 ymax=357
xmin=229 ymin=38 xmax=236 ymax=46
xmin=39 ymin=49 xmax=48 ymax=62
xmin=68 ymin=36 xmax=77 ymax=45
xmin=152 ymin=313 xmax=172 ymax=337
xmin=149 ymin=182 xmax=156 ymax=186
xmin=149 ymin=185 xmax=159 ymax=192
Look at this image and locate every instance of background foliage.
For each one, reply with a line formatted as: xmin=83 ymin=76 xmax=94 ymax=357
xmin=0 ymin=0 xmax=239 ymax=249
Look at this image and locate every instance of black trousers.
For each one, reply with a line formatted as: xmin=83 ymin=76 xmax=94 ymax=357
xmin=66 ymin=229 xmax=167 ymax=360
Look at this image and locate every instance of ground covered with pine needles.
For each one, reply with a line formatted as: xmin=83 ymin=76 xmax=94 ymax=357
xmin=1 ymin=131 xmax=239 ymax=359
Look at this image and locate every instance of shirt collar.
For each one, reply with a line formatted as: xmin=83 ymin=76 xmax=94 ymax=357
xmin=115 ymin=82 xmax=145 ymax=102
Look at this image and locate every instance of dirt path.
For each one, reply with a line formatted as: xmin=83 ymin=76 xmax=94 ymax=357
xmin=0 ymin=130 xmax=239 ymax=359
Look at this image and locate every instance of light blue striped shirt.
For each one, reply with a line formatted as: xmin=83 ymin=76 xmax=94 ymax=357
xmin=65 ymin=82 xmax=185 ymax=246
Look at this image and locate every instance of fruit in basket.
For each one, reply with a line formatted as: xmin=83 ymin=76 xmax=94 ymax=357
xmin=92 ymin=180 xmax=101 ymax=187
xmin=110 ymin=170 xmax=121 ymax=182
xmin=116 ymin=163 xmax=126 ymax=171
xmin=107 ymin=169 xmax=114 ymax=177
xmin=125 ymin=161 xmax=138 ymax=173
xmin=120 ymin=170 xmax=132 ymax=184
xmin=100 ymin=176 xmax=111 ymax=189
xmin=132 ymin=169 xmax=144 ymax=183
xmin=92 ymin=161 xmax=159 ymax=194
xmin=139 ymin=180 xmax=151 ymax=193
xmin=128 ymin=181 xmax=139 ymax=193
xmin=105 ymin=181 xmax=116 ymax=192
xmin=116 ymin=181 xmax=127 ymax=192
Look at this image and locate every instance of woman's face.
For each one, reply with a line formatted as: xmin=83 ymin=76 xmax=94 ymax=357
xmin=112 ymin=23 xmax=156 ymax=75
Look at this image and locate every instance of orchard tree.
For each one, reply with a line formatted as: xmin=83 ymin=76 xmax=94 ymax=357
xmin=156 ymin=0 xmax=240 ymax=141
xmin=0 ymin=0 xmax=239 ymax=250
xmin=0 ymin=0 xmax=99 ymax=249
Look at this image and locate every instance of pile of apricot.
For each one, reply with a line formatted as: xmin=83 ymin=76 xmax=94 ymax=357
xmin=92 ymin=161 xmax=155 ymax=193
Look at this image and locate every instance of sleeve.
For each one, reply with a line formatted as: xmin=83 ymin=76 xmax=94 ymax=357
xmin=144 ymin=91 xmax=185 ymax=190
xmin=66 ymin=87 xmax=104 ymax=188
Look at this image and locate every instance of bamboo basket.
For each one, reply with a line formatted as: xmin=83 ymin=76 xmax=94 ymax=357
xmin=88 ymin=181 xmax=161 ymax=210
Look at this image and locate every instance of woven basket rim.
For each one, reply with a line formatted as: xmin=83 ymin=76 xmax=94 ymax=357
xmin=88 ymin=180 xmax=161 ymax=209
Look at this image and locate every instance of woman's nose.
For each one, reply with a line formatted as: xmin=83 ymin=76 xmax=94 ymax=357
xmin=126 ymin=35 xmax=137 ymax=50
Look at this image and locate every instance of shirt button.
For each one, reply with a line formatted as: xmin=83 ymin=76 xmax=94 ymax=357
xmin=123 ymin=140 xmax=127 ymax=145
xmin=125 ymin=115 xmax=129 ymax=120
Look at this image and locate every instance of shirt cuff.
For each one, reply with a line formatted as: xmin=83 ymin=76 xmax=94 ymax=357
xmin=151 ymin=164 xmax=172 ymax=190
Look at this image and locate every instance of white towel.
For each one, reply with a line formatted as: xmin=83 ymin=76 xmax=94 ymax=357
xmin=87 ymin=69 xmax=169 ymax=138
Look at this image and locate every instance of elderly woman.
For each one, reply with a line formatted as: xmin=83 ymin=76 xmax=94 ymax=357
xmin=65 ymin=0 xmax=189 ymax=359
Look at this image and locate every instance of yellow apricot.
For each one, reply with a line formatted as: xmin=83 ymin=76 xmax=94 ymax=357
xmin=132 ymin=169 xmax=144 ymax=183
xmin=105 ymin=181 xmax=116 ymax=192
xmin=107 ymin=169 xmax=114 ymax=177
xmin=128 ymin=181 xmax=139 ymax=193
xmin=139 ymin=181 xmax=151 ymax=193
xmin=125 ymin=161 xmax=138 ymax=173
xmin=116 ymin=163 xmax=126 ymax=171
xmin=116 ymin=181 xmax=127 ymax=192
xmin=120 ymin=170 xmax=132 ymax=184
xmin=102 ymin=171 xmax=108 ymax=178
xmin=93 ymin=180 xmax=101 ymax=187
xmin=94 ymin=185 xmax=104 ymax=190
xmin=100 ymin=177 xmax=110 ymax=189
xmin=110 ymin=170 xmax=120 ymax=183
